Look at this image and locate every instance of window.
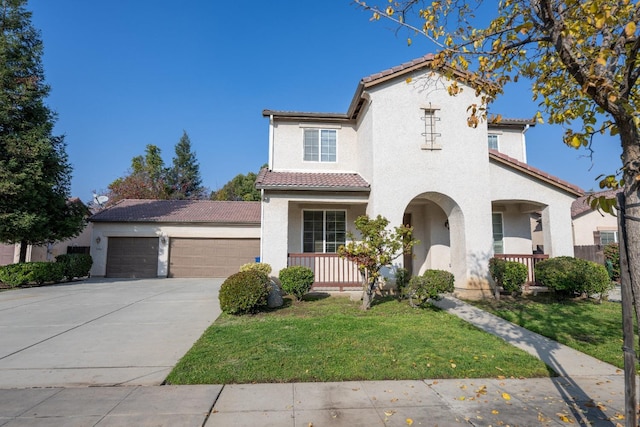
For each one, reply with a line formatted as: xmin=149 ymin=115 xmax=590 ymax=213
xmin=600 ymin=230 xmax=618 ymax=245
xmin=492 ymin=213 xmax=504 ymax=254
xmin=421 ymin=106 xmax=441 ymax=150
xmin=304 ymin=129 xmax=336 ymax=162
xmin=488 ymin=134 xmax=499 ymax=150
xmin=303 ymin=210 xmax=346 ymax=253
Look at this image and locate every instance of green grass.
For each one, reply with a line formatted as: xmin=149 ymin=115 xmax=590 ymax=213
xmin=468 ymin=295 xmax=634 ymax=369
xmin=166 ymin=294 xmax=552 ymax=384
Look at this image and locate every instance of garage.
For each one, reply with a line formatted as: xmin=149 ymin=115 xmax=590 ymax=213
xmin=168 ymin=238 xmax=259 ymax=278
xmin=106 ymin=237 xmax=159 ymax=278
xmin=89 ymin=200 xmax=261 ymax=278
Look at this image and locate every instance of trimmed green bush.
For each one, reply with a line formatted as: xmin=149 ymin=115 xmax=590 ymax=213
xmin=218 ymin=270 xmax=270 ymax=315
xmin=239 ymin=262 xmax=272 ymax=276
xmin=278 ymin=266 xmax=315 ymax=301
xmin=535 ymin=256 xmax=577 ymax=296
xmin=502 ymin=262 xmax=528 ymax=293
xmin=0 ymin=262 xmax=65 ymax=287
xmin=0 ymin=263 xmax=32 ymax=287
xmin=579 ymin=259 xmax=612 ymax=299
xmin=604 ymin=243 xmax=620 ymax=281
xmin=535 ymin=256 xmax=613 ymax=299
xmin=407 ymin=269 xmax=454 ymax=306
xmin=56 ymin=254 xmax=92 ymax=281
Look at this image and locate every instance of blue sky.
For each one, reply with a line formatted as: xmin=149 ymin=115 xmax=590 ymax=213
xmin=29 ymin=0 xmax=622 ymax=202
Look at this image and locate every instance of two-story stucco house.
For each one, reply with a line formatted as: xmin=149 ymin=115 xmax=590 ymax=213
xmin=256 ymin=54 xmax=584 ymax=297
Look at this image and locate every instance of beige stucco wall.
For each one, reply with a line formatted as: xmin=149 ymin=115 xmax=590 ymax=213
xmin=489 ymin=162 xmax=576 ymax=257
xmin=28 ymin=223 xmax=93 ymax=262
xmin=270 ymin=121 xmax=359 ymax=172
xmin=90 ymin=222 xmax=260 ymax=277
xmin=361 ymin=75 xmax=494 ymax=290
xmin=572 ymin=210 xmax=618 ymax=246
xmin=488 ymin=126 xmax=528 ymax=162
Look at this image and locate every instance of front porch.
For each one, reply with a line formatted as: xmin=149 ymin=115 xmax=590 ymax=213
xmin=288 ymin=253 xmax=546 ymax=292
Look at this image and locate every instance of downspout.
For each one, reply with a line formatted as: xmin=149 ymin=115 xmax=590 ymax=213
xmin=522 ymin=124 xmax=530 ymax=163
xmin=268 ymin=114 xmax=274 ymax=169
xmin=260 ymin=188 xmax=265 ymax=263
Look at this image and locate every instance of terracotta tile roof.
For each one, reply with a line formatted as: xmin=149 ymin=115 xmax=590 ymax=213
xmin=89 ymin=199 xmax=261 ymax=224
xmin=361 ymin=54 xmax=436 ymax=85
xmin=571 ymin=188 xmax=622 ymax=218
xmin=489 ymin=149 xmax=584 ymax=197
xmin=255 ymin=169 xmax=370 ymax=191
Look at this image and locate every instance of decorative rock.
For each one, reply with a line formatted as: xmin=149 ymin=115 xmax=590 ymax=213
xmin=267 ymin=280 xmax=283 ymax=308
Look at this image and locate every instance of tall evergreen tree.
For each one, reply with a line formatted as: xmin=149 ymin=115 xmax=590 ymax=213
xmin=168 ymin=131 xmax=204 ymax=199
xmin=0 ymin=0 xmax=86 ymax=262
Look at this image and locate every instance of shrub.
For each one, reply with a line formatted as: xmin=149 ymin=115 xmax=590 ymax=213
xmin=0 ymin=263 xmax=32 ymax=287
xmin=535 ymin=256 xmax=577 ymax=296
xmin=218 ymin=270 xmax=270 ymax=315
xmin=502 ymin=261 xmax=528 ymax=294
xmin=239 ymin=262 xmax=272 ymax=276
xmin=488 ymin=257 xmax=507 ymax=288
xmin=407 ymin=269 xmax=454 ymax=306
xmin=535 ymin=256 xmax=613 ymax=299
xmin=56 ymin=254 xmax=93 ymax=281
xmin=0 ymin=262 xmax=65 ymax=287
xmin=603 ymin=243 xmax=620 ymax=281
xmin=279 ymin=266 xmax=315 ymax=301
xmin=394 ymin=267 xmax=411 ymax=298
xmin=578 ymin=259 xmax=613 ymax=299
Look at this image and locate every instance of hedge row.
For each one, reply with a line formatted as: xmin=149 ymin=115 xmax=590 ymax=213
xmin=0 ymin=254 xmax=92 ymax=288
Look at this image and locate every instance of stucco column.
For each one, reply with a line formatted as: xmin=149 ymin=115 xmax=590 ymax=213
xmin=260 ymin=194 xmax=289 ymax=275
xmin=541 ymin=204 xmax=574 ymax=257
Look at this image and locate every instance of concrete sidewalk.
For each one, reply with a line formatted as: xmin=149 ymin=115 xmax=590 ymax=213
xmin=0 ymin=294 xmax=630 ymax=426
xmin=0 ymin=377 xmax=625 ymax=426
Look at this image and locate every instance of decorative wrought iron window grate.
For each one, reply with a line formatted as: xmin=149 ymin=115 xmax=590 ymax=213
xmin=421 ymin=104 xmax=441 ymax=150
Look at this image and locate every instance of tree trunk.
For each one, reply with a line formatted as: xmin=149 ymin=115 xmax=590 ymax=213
xmin=362 ymin=277 xmax=377 ymax=310
xmin=19 ymin=240 xmax=27 ymax=263
xmin=617 ymin=115 xmax=640 ymax=424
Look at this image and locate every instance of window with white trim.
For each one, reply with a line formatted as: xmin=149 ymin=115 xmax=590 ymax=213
xmin=492 ymin=213 xmax=504 ymax=254
xmin=303 ymin=210 xmax=346 ymax=253
xmin=303 ymin=129 xmax=336 ymax=162
xmin=488 ymin=134 xmax=499 ymax=150
xmin=600 ymin=230 xmax=618 ymax=245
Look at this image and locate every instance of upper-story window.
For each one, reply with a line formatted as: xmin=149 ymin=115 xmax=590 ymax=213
xmin=304 ymin=129 xmax=336 ymax=162
xmin=488 ymin=134 xmax=499 ymax=150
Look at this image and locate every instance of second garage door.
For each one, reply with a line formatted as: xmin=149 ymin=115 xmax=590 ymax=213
xmin=168 ymin=238 xmax=260 ymax=278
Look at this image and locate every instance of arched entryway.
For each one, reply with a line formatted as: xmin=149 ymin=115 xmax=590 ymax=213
xmin=403 ymin=192 xmax=466 ymax=287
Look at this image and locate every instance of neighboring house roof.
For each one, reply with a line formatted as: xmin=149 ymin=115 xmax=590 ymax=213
xmin=488 ymin=117 xmax=536 ymax=129
xmin=255 ymin=169 xmax=370 ymax=192
xmin=571 ymin=188 xmax=622 ymax=218
xmin=489 ymin=149 xmax=584 ymax=197
xmin=89 ymin=199 xmax=261 ymax=224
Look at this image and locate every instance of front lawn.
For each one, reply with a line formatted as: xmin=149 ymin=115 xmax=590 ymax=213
xmin=165 ymin=294 xmax=552 ymax=384
xmin=468 ymin=295 xmax=633 ymax=369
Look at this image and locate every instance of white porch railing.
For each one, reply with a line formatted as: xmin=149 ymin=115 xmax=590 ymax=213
xmin=287 ymin=253 xmax=362 ymax=291
xmin=494 ymin=253 xmax=549 ymax=284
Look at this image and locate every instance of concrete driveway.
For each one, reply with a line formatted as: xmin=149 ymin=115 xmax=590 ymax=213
xmin=0 ymin=277 xmax=222 ymax=388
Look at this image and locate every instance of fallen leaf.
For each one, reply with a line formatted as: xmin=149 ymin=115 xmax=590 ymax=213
xmin=538 ymin=412 xmax=549 ymax=422
xmin=557 ymin=413 xmax=574 ymax=423
xmin=406 ymin=418 xmax=414 ymax=425
xmin=391 ymin=398 xmax=398 ymax=402
xmin=491 ymin=409 xmax=499 ymax=414
xmin=458 ymin=396 xmax=466 ymax=401
xmin=451 ymin=363 xmax=457 ymax=368
xmin=475 ymin=385 xmax=487 ymax=395
xmin=614 ymin=413 xmax=625 ymax=420
xmin=384 ymin=410 xmax=396 ymax=416
xmin=460 ymin=385 xmax=467 ymax=390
